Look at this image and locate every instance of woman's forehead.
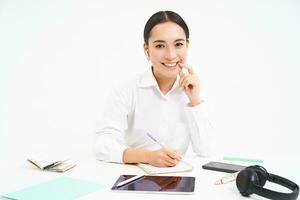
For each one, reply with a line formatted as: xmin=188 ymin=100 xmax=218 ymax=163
xmin=149 ymin=22 xmax=186 ymax=43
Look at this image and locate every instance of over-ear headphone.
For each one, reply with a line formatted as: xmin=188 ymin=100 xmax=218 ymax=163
xmin=236 ymin=165 xmax=299 ymax=200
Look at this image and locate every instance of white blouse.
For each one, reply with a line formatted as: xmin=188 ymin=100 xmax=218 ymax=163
xmin=94 ymin=68 xmax=212 ymax=163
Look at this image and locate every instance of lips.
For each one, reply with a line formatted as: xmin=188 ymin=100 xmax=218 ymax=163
xmin=162 ymin=62 xmax=179 ymax=68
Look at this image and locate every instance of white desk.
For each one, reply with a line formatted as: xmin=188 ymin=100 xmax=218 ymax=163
xmin=0 ymin=153 xmax=299 ymax=200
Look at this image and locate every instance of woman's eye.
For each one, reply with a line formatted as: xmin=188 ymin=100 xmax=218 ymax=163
xmin=175 ymin=43 xmax=184 ymax=47
xmin=155 ymin=44 xmax=164 ymax=48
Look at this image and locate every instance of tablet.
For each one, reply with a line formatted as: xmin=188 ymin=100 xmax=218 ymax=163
xmin=111 ymin=175 xmax=195 ymax=194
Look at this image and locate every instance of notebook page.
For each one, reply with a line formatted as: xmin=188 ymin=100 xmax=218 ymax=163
xmin=137 ymin=161 xmax=193 ymax=175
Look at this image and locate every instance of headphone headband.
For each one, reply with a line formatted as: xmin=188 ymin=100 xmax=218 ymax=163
xmin=253 ymin=174 xmax=299 ymax=200
xmin=237 ymin=165 xmax=299 ymax=200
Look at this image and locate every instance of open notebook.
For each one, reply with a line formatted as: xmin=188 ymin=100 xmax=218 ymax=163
xmin=27 ymin=153 xmax=76 ymax=172
xmin=137 ymin=160 xmax=193 ymax=175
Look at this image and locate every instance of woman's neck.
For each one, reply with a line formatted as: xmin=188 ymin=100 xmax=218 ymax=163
xmin=152 ymin=69 xmax=176 ymax=95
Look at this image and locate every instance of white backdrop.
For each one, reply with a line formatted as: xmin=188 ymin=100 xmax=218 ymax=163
xmin=1 ymin=0 xmax=299 ymax=159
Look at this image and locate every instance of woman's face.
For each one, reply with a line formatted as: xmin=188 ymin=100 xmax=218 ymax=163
xmin=145 ymin=22 xmax=188 ymax=79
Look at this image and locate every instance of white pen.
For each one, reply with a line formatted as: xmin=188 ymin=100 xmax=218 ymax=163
xmin=214 ymin=172 xmax=238 ymax=185
xmin=116 ymin=175 xmax=144 ymax=188
xmin=146 ymin=132 xmax=184 ymax=163
xmin=146 ymin=132 xmax=164 ymax=147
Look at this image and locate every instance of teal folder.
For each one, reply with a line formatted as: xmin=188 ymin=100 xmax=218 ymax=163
xmin=2 ymin=176 xmax=105 ymax=200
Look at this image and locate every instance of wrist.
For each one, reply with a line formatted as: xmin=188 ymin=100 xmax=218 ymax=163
xmin=123 ymin=148 xmax=150 ymax=164
xmin=189 ymin=98 xmax=204 ymax=107
xmin=142 ymin=149 xmax=151 ymax=163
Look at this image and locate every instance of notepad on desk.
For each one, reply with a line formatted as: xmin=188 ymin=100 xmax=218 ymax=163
xmin=137 ymin=161 xmax=193 ymax=175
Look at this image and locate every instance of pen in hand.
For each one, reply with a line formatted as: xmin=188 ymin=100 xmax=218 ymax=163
xmin=146 ymin=132 xmax=182 ymax=163
xmin=146 ymin=132 xmax=164 ymax=148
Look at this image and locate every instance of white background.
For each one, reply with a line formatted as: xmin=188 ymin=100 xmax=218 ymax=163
xmin=1 ymin=0 xmax=299 ymax=159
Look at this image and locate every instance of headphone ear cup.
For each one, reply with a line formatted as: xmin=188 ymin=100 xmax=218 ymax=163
xmin=246 ymin=165 xmax=268 ymax=187
xmin=236 ymin=169 xmax=260 ymax=196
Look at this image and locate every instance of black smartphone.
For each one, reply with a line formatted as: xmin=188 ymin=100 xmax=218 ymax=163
xmin=202 ymin=161 xmax=247 ymax=173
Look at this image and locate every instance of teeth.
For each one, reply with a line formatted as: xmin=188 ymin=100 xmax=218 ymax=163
xmin=164 ymin=63 xmax=177 ymax=67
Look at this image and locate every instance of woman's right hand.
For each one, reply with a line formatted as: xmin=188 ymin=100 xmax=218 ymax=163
xmin=146 ymin=148 xmax=182 ymax=167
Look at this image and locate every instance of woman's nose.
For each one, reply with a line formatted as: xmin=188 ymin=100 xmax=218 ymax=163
xmin=164 ymin=47 xmax=177 ymax=60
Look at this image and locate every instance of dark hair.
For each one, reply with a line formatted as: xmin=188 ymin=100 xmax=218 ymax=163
xmin=143 ymin=11 xmax=189 ymax=44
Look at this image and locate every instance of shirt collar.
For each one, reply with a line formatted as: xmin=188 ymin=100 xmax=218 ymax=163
xmin=138 ymin=67 xmax=157 ymax=88
xmin=138 ymin=67 xmax=180 ymax=92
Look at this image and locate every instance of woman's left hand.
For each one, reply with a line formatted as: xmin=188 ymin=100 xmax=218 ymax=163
xmin=178 ymin=63 xmax=203 ymax=106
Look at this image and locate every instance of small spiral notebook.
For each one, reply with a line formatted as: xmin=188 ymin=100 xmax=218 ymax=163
xmin=137 ymin=161 xmax=193 ymax=175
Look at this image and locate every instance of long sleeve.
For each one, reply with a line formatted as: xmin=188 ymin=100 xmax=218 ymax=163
xmin=185 ymin=103 xmax=213 ymax=157
xmin=94 ymin=83 xmax=135 ymax=163
xmin=94 ymin=69 xmax=213 ymax=162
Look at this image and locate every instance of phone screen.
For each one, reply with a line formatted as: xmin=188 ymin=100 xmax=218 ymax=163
xmin=202 ymin=161 xmax=246 ymax=173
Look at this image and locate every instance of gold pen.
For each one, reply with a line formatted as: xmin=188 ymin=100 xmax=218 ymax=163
xmin=214 ymin=172 xmax=238 ymax=185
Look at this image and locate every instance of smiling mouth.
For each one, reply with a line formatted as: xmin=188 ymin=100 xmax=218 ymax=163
xmin=162 ymin=62 xmax=179 ymax=68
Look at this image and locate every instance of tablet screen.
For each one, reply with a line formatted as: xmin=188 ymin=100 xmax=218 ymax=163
xmin=111 ymin=175 xmax=195 ymax=194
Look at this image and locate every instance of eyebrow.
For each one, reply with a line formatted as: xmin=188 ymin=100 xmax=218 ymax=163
xmin=153 ymin=38 xmax=186 ymax=43
xmin=174 ymin=39 xmax=186 ymax=42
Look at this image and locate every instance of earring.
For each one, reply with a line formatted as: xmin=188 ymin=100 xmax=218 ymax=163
xmin=145 ymin=51 xmax=150 ymax=61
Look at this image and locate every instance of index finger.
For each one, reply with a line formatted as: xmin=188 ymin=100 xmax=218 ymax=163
xmin=178 ymin=62 xmax=185 ymax=69
xmin=179 ymin=63 xmax=194 ymax=74
xmin=186 ymin=65 xmax=195 ymax=74
xmin=165 ymin=149 xmax=182 ymax=160
xmin=179 ymin=70 xmax=184 ymax=77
